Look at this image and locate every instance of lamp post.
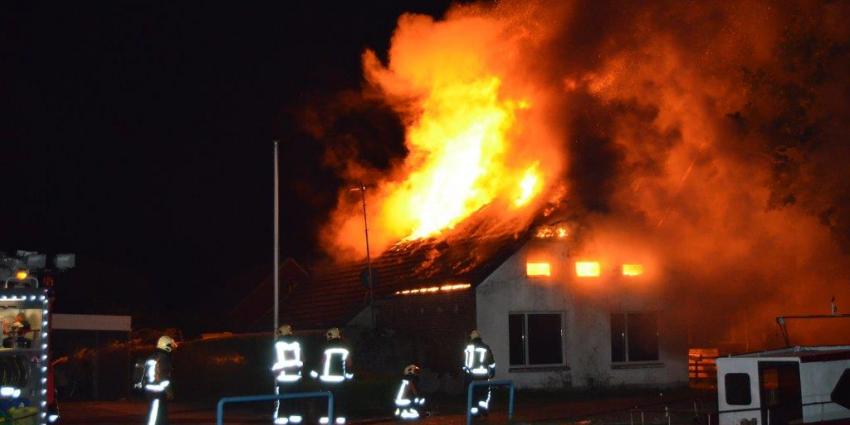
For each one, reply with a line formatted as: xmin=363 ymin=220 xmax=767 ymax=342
xmin=350 ymin=184 xmax=374 ymax=328
xmin=273 ymin=141 xmax=280 ymax=337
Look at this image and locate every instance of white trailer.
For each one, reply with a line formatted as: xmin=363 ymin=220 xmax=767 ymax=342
xmin=717 ymin=346 xmax=850 ymax=425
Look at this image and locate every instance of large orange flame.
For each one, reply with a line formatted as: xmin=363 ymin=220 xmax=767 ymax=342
xmin=324 ymin=9 xmax=563 ymax=258
xmin=314 ymin=0 xmax=850 ymax=348
xmin=377 ymin=75 xmax=537 ymax=239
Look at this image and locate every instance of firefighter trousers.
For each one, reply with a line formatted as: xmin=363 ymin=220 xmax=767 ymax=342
xmin=466 ymin=378 xmax=491 ymax=416
xmin=319 ymin=383 xmax=348 ymax=425
xmin=146 ymin=395 xmax=168 ymax=425
xmin=274 ymin=383 xmax=305 ymax=424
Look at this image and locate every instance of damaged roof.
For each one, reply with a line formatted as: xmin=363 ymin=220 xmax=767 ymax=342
xmin=231 ymin=231 xmax=527 ymax=331
xmin=230 ymin=205 xmax=578 ymax=331
xmin=281 ymin=231 xmax=527 ymax=330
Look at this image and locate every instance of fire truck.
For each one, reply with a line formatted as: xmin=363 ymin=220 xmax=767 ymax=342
xmin=0 ymin=251 xmax=74 ymax=425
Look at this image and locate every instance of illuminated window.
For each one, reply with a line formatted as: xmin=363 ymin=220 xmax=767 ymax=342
xmin=575 ymin=261 xmax=600 ymax=277
xmin=534 ymin=224 xmax=570 ymax=239
xmin=526 ymin=262 xmax=551 ymax=277
xmin=622 ymin=264 xmax=644 ymax=276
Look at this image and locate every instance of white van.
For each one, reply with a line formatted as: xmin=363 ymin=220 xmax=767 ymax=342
xmin=716 ymin=346 xmax=850 ymax=425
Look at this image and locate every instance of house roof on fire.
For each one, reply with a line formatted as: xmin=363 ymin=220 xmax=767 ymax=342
xmin=229 ymin=231 xmax=529 ymax=332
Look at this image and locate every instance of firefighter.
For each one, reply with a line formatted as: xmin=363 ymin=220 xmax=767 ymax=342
xmin=463 ymin=330 xmax=495 ymax=417
xmin=309 ymin=327 xmax=353 ymax=425
xmin=272 ymin=324 xmax=304 ymax=425
xmin=144 ymin=335 xmax=176 ymax=425
xmin=394 ymin=364 xmax=426 ymax=420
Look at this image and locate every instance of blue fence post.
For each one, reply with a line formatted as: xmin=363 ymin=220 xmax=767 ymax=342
xmin=216 ymin=391 xmax=334 ymax=425
xmin=507 ymin=381 xmax=515 ymax=420
xmin=467 ymin=382 xmax=474 ymax=425
xmin=466 ymin=380 xmax=515 ymax=425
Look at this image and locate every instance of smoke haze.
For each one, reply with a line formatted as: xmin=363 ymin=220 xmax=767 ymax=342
xmin=309 ymin=0 xmax=850 ymax=346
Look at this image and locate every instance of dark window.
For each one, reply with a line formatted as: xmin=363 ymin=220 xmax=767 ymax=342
xmin=610 ymin=312 xmax=659 ymax=362
xmin=628 ymin=312 xmax=659 ymax=361
xmin=528 ymin=314 xmax=563 ymax=365
xmin=508 ymin=314 xmax=526 ymax=366
xmin=508 ymin=313 xmax=564 ymax=367
xmin=611 ymin=313 xmax=626 ymax=362
xmin=725 ymin=373 xmax=752 ymax=405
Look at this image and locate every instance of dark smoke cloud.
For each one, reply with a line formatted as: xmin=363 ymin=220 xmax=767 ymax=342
xmin=307 ymin=0 xmax=850 ymax=347
xmin=528 ymin=0 xmax=850 ymax=346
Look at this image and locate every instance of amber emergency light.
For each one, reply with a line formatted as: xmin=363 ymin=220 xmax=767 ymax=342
xmin=15 ymin=269 xmax=28 ymax=281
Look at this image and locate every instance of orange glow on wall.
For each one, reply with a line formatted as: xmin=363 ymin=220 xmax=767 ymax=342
xmin=526 ymin=262 xmax=551 ymax=277
xmin=575 ymin=261 xmax=601 ymax=277
xmin=622 ymin=264 xmax=644 ymax=276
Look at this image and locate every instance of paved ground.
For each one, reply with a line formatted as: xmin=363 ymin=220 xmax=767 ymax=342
xmin=59 ymin=388 xmax=716 ymax=425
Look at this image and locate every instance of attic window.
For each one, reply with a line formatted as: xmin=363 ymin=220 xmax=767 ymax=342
xmin=526 ymin=262 xmax=551 ymax=277
xmin=575 ymin=261 xmax=600 ymax=277
xmin=622 ymin=264 xmax=644 ymax=277
xmin=534 ymin=224 xmax=569 ymax=239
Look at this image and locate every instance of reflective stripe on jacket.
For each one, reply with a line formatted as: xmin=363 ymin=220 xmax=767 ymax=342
xmin=463 ymin=340 xmax=495 ymax=378
xmin=144 ymin=350 xmax=172 ymax=393
xmin=272 ymin=337 xmax=304 ymax=383
xmin=310 ymin=340 xmax=353 ymax=383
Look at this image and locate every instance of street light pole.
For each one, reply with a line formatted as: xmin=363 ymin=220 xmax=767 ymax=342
xmin=273 ymin=141 xmax=280 ymax=338
xmin=351 ymin=184 xmax=374 ymax=328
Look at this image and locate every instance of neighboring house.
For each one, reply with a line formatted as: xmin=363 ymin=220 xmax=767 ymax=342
xmin=228 ymin=258 xmax=310 ymax=331
xmin=233 ymin=218 xmax=688 ymax=390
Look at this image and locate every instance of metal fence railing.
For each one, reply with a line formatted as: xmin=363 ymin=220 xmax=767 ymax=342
xmin=466 ymin=379 xmax=515 ymax=425
xmin=628 ymin=404 xmax=718 ymax=425
xmin=216 ymin=391 xmax=334 ymax=425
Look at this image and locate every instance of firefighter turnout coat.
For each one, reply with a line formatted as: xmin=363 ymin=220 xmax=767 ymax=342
xmin=394 ymin=377 xmax=425 ymax=420
xmin=463 ymin=339 xmax=495 ymax=379
xmin=310 ymin=338 xmax=354 ymax=425
xmin=272 ymin=335 xmax=305 ymax=425
xmin=143 ymin=349 xmax=172 ymax=425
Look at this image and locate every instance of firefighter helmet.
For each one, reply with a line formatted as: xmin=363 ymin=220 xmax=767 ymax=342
xmin=404 ymin=364 xmax=421 ymax=376
xmin=326 ymin=327 xmax=341 ymax=341
xmin=278 ymin=324 xmax=293 ymax=336
xmin=157 ymin=335 xmax=176 ymax=352
xmin=469 ymin=329 xmax=481 ymax=340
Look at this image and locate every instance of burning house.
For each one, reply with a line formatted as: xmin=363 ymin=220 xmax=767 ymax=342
xmin=235 ymin=0 xmax=850 ymax=393
xmin=231 ymin=214 xmax=687 ymax=390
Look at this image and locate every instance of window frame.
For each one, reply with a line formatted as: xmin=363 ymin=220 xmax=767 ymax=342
xmin=610 ymin=311 xmax=661 ymax=364
xmin=508 ymin=311 xmax=566 ymax=368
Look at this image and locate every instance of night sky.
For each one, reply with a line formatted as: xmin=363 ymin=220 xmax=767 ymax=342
xmin=4 ymin=1 xmax=850 ymax=340
xmin=1 ymin=1 xmax=454 ymax=334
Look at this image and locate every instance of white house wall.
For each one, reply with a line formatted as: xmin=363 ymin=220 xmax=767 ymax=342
xmin=476 ymin=242 xmax=688 ymax=390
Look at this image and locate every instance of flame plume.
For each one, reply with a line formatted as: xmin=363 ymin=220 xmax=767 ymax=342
xmin=313 ymin=0 xmax=850 ymax=347
xmin=323 ymin=7 xmax=563 ymax=257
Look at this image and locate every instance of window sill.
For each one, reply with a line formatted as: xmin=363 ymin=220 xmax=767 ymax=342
xmin=611 ymin=362 xmax=664 ymax=370
xmin=508 ymin=365 xmax=570 ymax=373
